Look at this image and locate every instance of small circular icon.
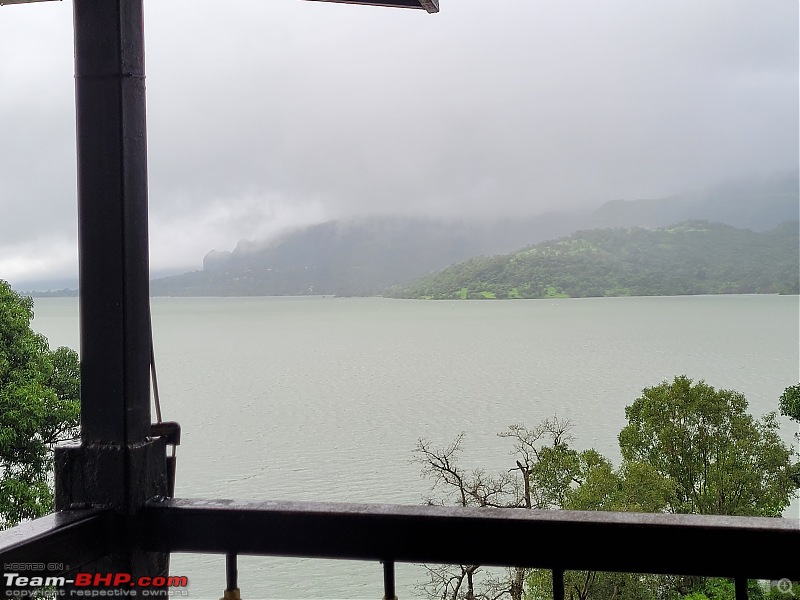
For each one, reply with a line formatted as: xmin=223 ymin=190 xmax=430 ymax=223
xmin=777 ymin=578 xmax=795 ymax=596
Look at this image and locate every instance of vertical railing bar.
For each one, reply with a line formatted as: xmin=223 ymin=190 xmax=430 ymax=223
xmin=383 ymin=560 xmax=397 ymax=600
xmin=226 ymin=553 xmax=238 ymax=590
xmin=734 ymin=577 xmax=748 ymax=600
xmin=552 ymin=567 xmax=565 ymax=600
xmin=225 ymin=553 xmax=239 ymax=596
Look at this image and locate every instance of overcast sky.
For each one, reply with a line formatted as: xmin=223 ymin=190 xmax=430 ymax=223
xmin=1 ymin=0 xmax=797 ymax=287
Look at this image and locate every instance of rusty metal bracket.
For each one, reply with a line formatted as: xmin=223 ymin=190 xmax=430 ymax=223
xmin=149 ymin=421 xmax=180 ymax=498
xmin=150 ymin=421 xmax=181 ymax=446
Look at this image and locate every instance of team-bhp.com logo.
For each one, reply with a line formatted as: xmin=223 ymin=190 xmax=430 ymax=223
xmin=3 ymin=571 xmax=188 ymax=596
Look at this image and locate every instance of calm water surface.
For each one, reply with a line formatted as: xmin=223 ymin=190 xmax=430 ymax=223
xmin=31 ymin=295 xmax=800 ymax=599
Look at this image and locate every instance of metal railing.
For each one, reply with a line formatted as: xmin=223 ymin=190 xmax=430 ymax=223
xmin=1 ymin=498 xmax=798 ymax=599
xmin=1 ymin=1 xmax=797 ymax=599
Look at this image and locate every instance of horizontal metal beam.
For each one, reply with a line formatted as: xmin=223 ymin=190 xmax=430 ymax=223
xmin=0 ymin=509 xmax=119 ymax=573
xmin=139 ymin=498 xmax=800 ymax=581
xmin=0 ymin=0 xmax=60 ymax=5
xmin=304 ymin=0 xmax=439 ymax=14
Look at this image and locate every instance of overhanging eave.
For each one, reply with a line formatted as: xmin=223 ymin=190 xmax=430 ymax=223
xmin=304 ymin=0 xmax=438 ymax=14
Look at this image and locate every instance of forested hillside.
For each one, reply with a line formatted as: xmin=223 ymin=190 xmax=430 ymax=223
xmin=149 ymin=215 xmax=581 ymax=297
xmin=143 ymin=172 xmax=798 ymax=298
xmin=385 ymin=221 xmax=800 ymax=300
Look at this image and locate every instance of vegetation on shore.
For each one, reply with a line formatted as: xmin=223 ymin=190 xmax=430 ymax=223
xmin=386 ymin=220 xmax=799 ymax=300
xmin=416 ymin=376 xmax=800 ymax=600
xmin=2 ymin=278 xmax=798 ymax=599
xmin=0 ymin=280 xmax=80 ymax=528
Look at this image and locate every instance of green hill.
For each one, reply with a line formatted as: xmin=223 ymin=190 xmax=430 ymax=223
xmin=149 ymin=215 xmax=580 ymax=297
xmin=384 ymin=220 xmax=800 ymax=300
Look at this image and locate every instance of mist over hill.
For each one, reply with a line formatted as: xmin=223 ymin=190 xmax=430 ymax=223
xmin=586 ymin=171 xmax=799 ymax=231
xmin=386 ymin=220 xmax=799 ymax=300
xmin=147 ymin=171 xmax=798 ymax=298
xmin=149 ymin=214 xmax=583 ymax=297
xmin=21 ymin=171 xmax=796 ymax=298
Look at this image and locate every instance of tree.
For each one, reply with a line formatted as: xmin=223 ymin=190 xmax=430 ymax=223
xmin=414 ymin=422 xmax=666 ymax=600
xmin=779 ymin=383 xmax=800 ymax=430
xmin=778 ymin=383 xmax=800 ymax=487
xmin=0 ymin=280 xmax=80 ymax=528
xmin=612 ymin=377 xmax=799 ymax=600
xmin=618 ymin=375 xmax=798 ymax=517
xmin=414 ymin=420 xmax=653 ymax=600
xmin=417 ymin=377 xmax=799 ymax=600
xmin=414 ymin=418 xmax=580 ymax=600
xmin=525 ymin=449 xmax=672 ymax=600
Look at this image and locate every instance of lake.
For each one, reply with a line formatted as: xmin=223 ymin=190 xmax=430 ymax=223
xmin=31 ymin=294 xmax=800 ymax=600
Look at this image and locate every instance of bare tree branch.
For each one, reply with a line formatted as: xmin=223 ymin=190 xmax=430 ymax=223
xmin=414 ymin=419 xmax=577 ymax=600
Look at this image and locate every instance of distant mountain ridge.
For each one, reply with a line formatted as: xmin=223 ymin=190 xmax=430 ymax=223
xmin=148 ymin=170 xmax=798 ymax=297
xmin=150 ymin=215 xmax=579 ymax=297
xmin=18 ymin=171 xmax=793 ymax=297
xmin=385 ymin=220 xmax=800 ymax=300
xmin=587 ymin=172 xmax=798 ymax=230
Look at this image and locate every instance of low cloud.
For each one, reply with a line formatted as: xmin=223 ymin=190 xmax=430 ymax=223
xmin=2 ymin=0 xmax=797 ymax=287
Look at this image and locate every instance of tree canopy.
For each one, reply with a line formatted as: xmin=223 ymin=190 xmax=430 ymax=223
xmin=0 ymin=280 xmax=80 ymax=528
xmin=779 ymin=383 xmax=800 ymax=429
xmin=618 ymin=375 xmax=797 ymax=517
xmin=779 ymin=383 xmax=800 ymax=487
xmin=387 ymin=221 xmax=800 ymax=300
xmin=415 ymin=375 xmax=799 ymax=600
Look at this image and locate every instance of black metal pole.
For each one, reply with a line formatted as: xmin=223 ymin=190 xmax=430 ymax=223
xmin=734 ymin=577 xmax=748 ymax=600
xmin=226 ymin=554 xmax=238 ymax=592
xmin=74 ymin=0 xmax=151 ymax=450
xmin=54 ymin=0 xmax=168 ymax=579
xmin=552 ymin=568 xmax=565 ymax=600
xmin=382 ymin=561 xmax=396 ymax=600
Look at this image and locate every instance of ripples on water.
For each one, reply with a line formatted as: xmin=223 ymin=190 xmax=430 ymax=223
xmin=32 ymin=295 xmax=800 ymax=599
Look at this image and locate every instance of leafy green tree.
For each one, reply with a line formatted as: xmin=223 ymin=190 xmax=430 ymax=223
xmin=387 ymin=221 xmax=800 ymax=300
xmin=414 ymin=418 xmax=583 ymax=600
xmin=419 ymin=377 xmax=798 ymax=600
xmin=778 ymin=383 xmax=800 ymax=488
xmin=559 ymin=452 xmax=672 ymax=514
xmin=415 ymin=422 xmax=667 ymax=600
xmin=528 ymin=377 xmax=798 ymax=600
xmin=0 ymin=280 xmax=80 ymax=528
xmin=525 ymin=569 xmax=662 ymax=600
xmin=779 ymin=384 xmax=800 ymax=432
xmin=679 ymin=577 xmax=775 ymax=600
xmin=613 ymin=377 xmax=799 ymax=600
xmin=525 ymin=450 xmax=672 ymax=600
xmin=618 ymin=375 xmax=797 ymax=517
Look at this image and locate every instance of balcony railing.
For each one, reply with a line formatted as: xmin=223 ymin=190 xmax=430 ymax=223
xmin=1 ymin=1 xmax=798 ymax=600
xmin=1 ymin=498 xmax=798 ymax=599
